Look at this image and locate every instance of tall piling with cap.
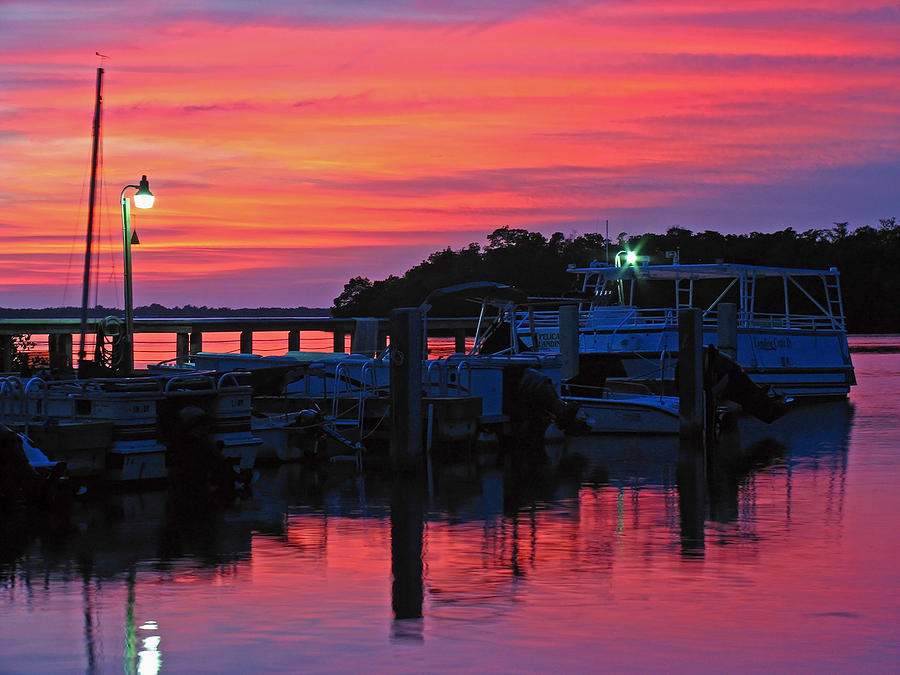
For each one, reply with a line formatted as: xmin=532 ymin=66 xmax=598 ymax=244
xmin=677 ymin=308 xmax=708 ymax=552
xmin=390 ymin=308 xmax=424 ymax=470
xmin=678 ymin=308 xmax=705 ymax=444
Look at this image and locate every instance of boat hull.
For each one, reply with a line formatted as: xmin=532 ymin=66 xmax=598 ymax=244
xmin=565 ymin=395 xmax=679 ymax=434
xmin=527 ymin=325 xmax=855 ymax=398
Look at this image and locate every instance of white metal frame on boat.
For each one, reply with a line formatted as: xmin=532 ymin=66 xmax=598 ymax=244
xmin=516 ymin=258 xmax=856 ymax=398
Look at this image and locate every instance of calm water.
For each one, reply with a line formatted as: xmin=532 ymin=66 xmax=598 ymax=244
xmin=2 ymin=351 xmax=899 ymax=673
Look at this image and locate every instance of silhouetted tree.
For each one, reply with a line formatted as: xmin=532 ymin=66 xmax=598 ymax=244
xmin=330 ymin=221 xmax=899 ymax=332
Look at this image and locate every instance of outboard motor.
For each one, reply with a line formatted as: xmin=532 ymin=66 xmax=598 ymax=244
xmin=706 ymin=346 xmax=791 ymax=424
xmin=506 ymin=368 xmax=588 ymax=454
xmin=516 ymin=368 xmax=582 ymax=432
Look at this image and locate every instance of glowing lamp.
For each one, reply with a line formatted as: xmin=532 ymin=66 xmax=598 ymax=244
xmin=119 ymin=174 xmax=157 ymax=373
xmin=133 ymin=175 xmax=155 ymax=209
xmin=625 ymin=251 xmax=638 ymax=265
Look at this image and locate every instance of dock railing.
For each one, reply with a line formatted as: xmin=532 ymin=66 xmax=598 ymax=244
xmin=0 ymin=316 xmax=478 ymax=372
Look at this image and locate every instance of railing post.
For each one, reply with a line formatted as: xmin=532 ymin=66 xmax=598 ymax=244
xmin=48 ymin=333 xmax=73 ymax=370
xmin=240 ymin=330 xmax=253 ymax=354
xmin=288 ymin=329 xmax=301 ymax=352
xmin=176 ymin=333 xmax=189 ymax=359
xmin=190 ymin=331 xmax=203 ymax=355
xmin=454 ymin=327 xmax=466 ymax=354
xmin=1 ymin=335 xmax=15 ymax=372
xmin=333 ymin=328 xmax=346 ymax=353
xmin=351 ymin=318 xmax=379 ymax=357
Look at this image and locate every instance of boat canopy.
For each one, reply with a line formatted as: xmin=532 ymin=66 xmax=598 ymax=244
xmin=419 ymin=281 xmax=528 ymax=313
xmin=568 ymin=262 xmax=841 ymax=281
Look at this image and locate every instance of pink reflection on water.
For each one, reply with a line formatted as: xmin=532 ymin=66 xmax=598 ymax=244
xmin=1 ymin=354 xmax=898 ymax=672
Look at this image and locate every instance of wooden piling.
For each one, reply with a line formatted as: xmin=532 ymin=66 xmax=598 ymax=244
xmin=190 ymin=331 xmax=203 ymax=354
xmin=678 ymin=307 xmax=708 ymax=552
xmin=176 ymin=333 xmax=189 ymax=359
xmin=717 ymin=302 xmax=737 ymax=359
xmin=678 ymin=308 xmax=704 ymax=443
xmin=390 ymin=308 xmax=424 ymax=469
xmin=677 ymin=440 xmax=707 ymax=553
xmin=351 ymin=318 xmax=379 ymax=357
xmin=391 ymin=478 xmax=424 ymax=619
xmin=558 ymin=304 xmax=580 ymax=380
xmin=288 ymin=329 xmax=300 ymax=352
xmin=240 ymin=330 xmax=253 ymax=354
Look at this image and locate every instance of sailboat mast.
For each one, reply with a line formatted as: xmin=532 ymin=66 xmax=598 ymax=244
xmin=77 ymin=67 xmax=104 ymax=367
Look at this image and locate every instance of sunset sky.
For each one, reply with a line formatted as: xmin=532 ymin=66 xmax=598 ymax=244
xmin=1 ymin=1 xmax=898 ymax=309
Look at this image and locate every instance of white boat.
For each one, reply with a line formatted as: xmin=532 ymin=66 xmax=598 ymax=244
xmin=516 ymin=253 xmax=856 ymax=398
xmin=252 ymin=410 xmax=315 ymax=462
xmin=565 ymin=389 xmax=679 ymax=435
xmin=0 ymin=376 xmax=168 ymax=482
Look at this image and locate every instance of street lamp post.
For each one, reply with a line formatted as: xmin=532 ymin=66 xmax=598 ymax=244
xmin=120 ymin=175 xmax=154 ymax=373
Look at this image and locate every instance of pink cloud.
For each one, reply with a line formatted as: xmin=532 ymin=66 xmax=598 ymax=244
xmin=0 ymin=1 xmax=897 ymax=307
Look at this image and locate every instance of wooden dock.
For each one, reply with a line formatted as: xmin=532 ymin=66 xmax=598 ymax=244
xmin=0 ymin=316 xmax=478 ymax=371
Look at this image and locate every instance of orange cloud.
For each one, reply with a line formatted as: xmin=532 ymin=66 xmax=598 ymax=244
xmin=1 ymin=2 xmax=897 ymax=307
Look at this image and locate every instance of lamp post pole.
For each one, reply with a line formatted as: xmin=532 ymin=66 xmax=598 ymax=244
xmin=120 ymin=175 xmax=154 ymax=374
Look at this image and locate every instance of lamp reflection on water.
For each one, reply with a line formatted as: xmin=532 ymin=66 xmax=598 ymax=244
xmin=137 ymin=620 xmax=161 ymax=675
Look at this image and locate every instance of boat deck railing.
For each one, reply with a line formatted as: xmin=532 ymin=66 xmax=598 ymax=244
xmin=295 ymin=354 xmax=478 ymax=436
xmin=518 ymin=307 xmax=846 ymax=333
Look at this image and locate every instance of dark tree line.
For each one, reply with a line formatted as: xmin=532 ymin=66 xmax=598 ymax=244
xmin=332 ymin=220 xmax=900 ymax=333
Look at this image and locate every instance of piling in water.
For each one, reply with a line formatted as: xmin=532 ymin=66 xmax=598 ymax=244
xmin=390 ymin=308 xmax=424 ymax=469
xmin=717 ymin=302 xmax=737 ymax=359
xmin=558 ymin=304 xmax=580 ymax=381
xmin=678 ymin=308 xmax=704 ymax=444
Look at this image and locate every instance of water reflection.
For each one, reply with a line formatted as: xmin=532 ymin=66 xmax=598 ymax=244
xmin=0 ymin=391 xmax=867 ymax=672
xmin=391 ymin=474 xmax=424 ymax=621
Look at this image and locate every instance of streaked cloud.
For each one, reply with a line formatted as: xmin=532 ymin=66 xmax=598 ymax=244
xmin=0 ymin=0 xmax=897 ymax=307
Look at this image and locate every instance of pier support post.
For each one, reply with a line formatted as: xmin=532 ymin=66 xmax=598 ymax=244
xmin=190 ymin=331 xmax=203 ymax=355
xmin=0 ymin=335 xmax=13 ymax=372
xmin=176 ymin=333 xmax=189 ymax=359
xmin=717 ymin=302 xmax=737 ymax=359
xmin=48 ymin=333 xmax=73 ymax=371
xmin=352 ymin=318 xmax=379 ymax=357
xmin=240 ymin=330 xmax=253 ymax=354
xmin=678 ymin=308 xmax=708 ymax=554
xmin=333 ymin=329 xmax=346 ymax=353
xmin=288 ymin=330 xmax=301 ymax=352
xmin=559 ymin=304 xmax=580 ymax=380
xmin=678 ymin=308 xmax=705 ymax=443
xmin=390 ymin=308 xmax=424 ymax=469
xmin=454 ymin=328 xmax=467 ymax=354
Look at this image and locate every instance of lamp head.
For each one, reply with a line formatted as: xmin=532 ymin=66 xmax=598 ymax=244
xmin=133 ymin=175 xmax=155 ymax=209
